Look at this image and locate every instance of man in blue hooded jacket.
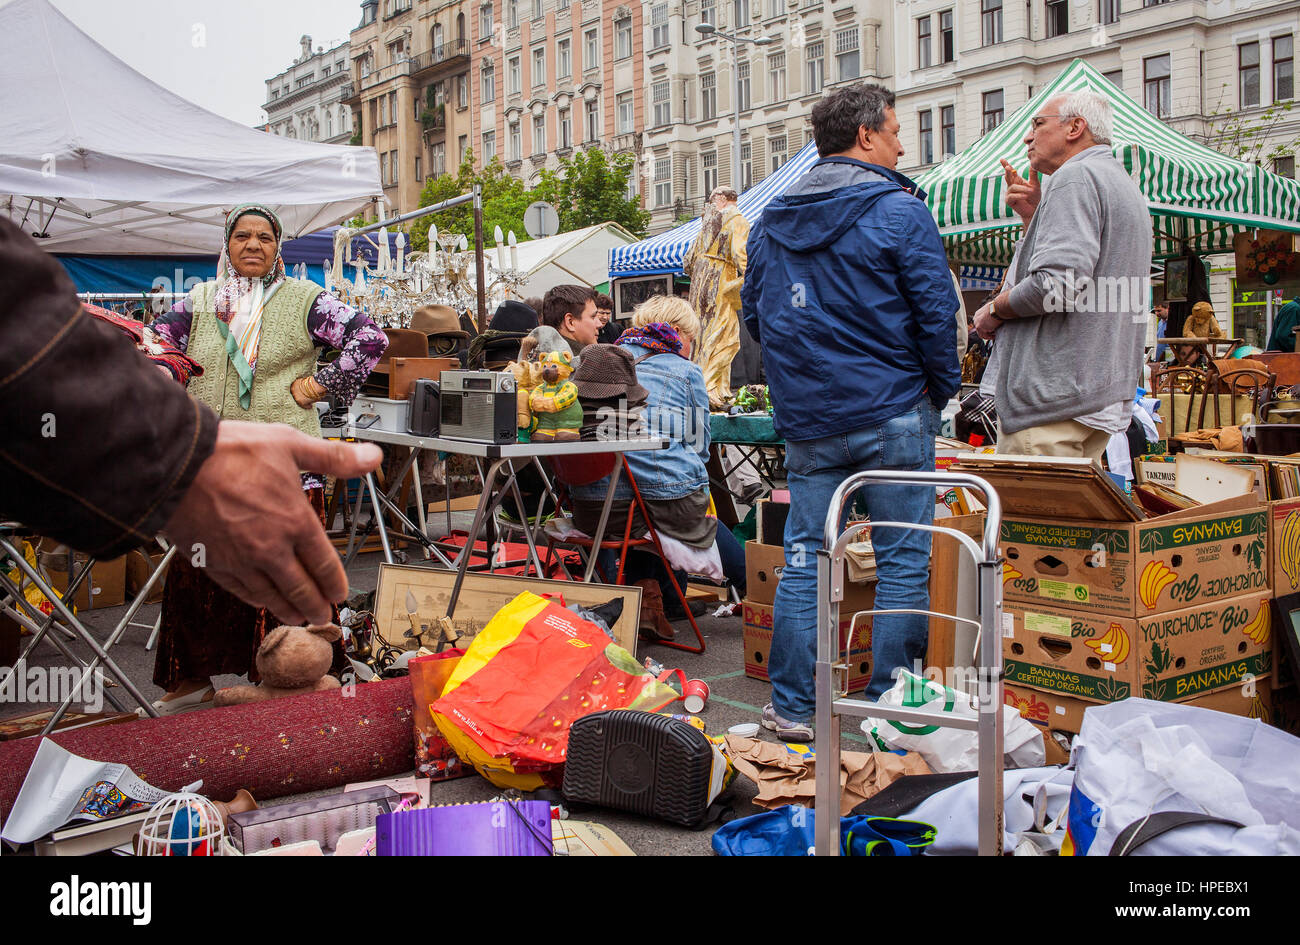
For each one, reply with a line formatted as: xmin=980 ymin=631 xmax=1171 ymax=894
xmin=742 ymin=83 xmax=960 ymax=741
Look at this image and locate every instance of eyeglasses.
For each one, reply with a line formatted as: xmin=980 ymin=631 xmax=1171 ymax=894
xmin=1030 ymin=114 xmax=1081 ymax=127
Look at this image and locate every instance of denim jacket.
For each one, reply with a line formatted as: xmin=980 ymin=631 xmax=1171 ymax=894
xmin=570 ymin=344 xmax=711 ymax=502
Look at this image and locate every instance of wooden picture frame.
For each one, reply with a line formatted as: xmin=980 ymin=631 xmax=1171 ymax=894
xmin=374 ymin=564 xmax=642 ymax=656
xmin=1163 ymin=256 xmax=1190 ymax=302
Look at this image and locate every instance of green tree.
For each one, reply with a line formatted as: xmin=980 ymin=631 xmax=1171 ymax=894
xmin=1207 ymin=86 xmax=1296 ymax=170
xmin=409 ymin=149 xmax=534 ymax=252
xmin=536 ymin=148 xmax=651 ymax=237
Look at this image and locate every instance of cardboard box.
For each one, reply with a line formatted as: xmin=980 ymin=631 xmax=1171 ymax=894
xmin=743 ymin=540 xmax=876 ymax=610
xmin=1270 ymin=497 xmax=1300 ymax=596
xmin=36 ymin=541 xmax=126 ymax=610
xmin=742 ymin=598 xmax=872 ymax=692
xmin=1002 ymin=592 xmax=1273 ymax=704
xmin=999 ymin=497 xmax=1268 ymax=618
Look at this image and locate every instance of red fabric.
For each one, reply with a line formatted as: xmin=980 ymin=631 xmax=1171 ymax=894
xmin=437 ymin=531 xmax=579 ymax=578
xmin=0 ymin=678 xmax=414 ymax=823
xmin=83 ymin=303 xmax=204 ymax=384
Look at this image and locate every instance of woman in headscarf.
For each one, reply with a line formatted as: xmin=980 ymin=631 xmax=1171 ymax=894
xmin=145 ymin=204 xmax=388 ymax=714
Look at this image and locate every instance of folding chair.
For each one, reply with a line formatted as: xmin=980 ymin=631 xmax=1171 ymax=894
xmin=544 ymin=453 xmax=707 ymax=655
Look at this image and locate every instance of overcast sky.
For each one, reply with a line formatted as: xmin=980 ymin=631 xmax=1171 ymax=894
xmin=32 ymin=0 xmax=362 ymax=127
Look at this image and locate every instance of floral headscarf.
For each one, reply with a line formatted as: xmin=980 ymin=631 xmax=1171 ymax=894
xmin=213 ymin=204 xmax=286 ymax=408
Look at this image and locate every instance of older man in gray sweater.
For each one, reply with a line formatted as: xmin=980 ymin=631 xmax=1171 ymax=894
xmin=973 ymin=91 xmax=1150 ymax=461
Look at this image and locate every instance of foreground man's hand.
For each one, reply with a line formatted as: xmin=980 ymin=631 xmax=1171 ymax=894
xmin=163 ymin=421 xmax=383 ymax=625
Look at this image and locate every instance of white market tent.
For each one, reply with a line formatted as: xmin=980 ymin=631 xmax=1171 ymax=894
xmin=0 ymin=0 xmax=382 ymax=255
xmin=513 ymin=222 xmax=638 ymax=296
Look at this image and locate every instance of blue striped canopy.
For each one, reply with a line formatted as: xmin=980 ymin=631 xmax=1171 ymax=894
xmin=608 ymin=140 xmax=822 ymax=278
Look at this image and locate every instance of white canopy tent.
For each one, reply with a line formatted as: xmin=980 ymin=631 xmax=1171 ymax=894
xmin=511 ymin=222 xmax=638 ymax=297
xmin=0 ymin=0 xmax=382 ymax=255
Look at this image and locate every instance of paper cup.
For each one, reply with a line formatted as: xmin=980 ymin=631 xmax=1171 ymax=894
xmin=682 ymin=678 xmax=709 ymax=714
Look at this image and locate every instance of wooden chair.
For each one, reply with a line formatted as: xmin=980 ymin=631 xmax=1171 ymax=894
xmin=1210 ymin=367 xmax=1274 ymax=427
xmin=1151 ymin=366 xmax=1212 ymax=435
xmin=544 ymin=453 xmax=707 ymax=655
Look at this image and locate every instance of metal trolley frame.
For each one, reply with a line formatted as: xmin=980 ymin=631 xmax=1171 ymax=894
xmin=813 ymin=470 xmax=1005 ymax=856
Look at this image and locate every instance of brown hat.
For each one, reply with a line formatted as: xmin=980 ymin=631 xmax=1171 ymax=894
xmin=410 ymin=304 xmax=469 ymax=339
xmin=368 ymin=327 xmax=428 ymax=377
xmin=572 ymin=344 xmax=649 ymax=402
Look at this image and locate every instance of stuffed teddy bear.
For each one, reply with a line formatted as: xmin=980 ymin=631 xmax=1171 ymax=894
xmin=528 ymin=350 xmax=584 ymax=441
xmin=213 ymin=625 xmax=342 ymax=706
xmin=511 ymin=327 xmax=575 ymax=441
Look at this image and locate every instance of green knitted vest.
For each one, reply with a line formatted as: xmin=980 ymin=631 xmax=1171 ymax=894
xmin=186 ymin=278 xmax=323 ymax=438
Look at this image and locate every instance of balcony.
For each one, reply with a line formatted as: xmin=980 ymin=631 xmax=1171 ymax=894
xmin=421 ymin=103 xmax=447 ymax=141
xmin=411 ymin=40 xmax=471 ymax=75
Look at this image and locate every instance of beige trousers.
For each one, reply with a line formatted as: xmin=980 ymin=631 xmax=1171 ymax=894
xmin=997 ymin=419 xmax=1112 ymax=464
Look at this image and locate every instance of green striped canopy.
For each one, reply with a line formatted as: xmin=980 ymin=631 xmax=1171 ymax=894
xmin=916 ymin=58 xmax=1300 ymax=265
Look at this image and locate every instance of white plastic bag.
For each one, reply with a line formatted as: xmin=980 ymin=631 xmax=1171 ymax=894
xmin=865 ymin=671 xmax=1045 ymax=773
xmin=1064 ymin=698 xmax=1300 ymax=855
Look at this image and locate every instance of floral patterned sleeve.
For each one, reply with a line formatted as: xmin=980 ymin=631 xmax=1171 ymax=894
xmin=307 ymin=291 xmax=388 ymax=406
xmin=149 ymin=297 xmax=194 ymax=353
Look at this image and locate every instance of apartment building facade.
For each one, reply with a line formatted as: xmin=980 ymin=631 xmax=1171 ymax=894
xmin=264 ymin=36 xmax=355 ymax=145
xmin=343 ymin=0 xmax=474 ymax=215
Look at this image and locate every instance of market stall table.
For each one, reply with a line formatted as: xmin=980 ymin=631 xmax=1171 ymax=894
xmin=340 ymin=426 xmax=667 ymax=617
xmin=708 ymin=413 xmax=785 ymax=528
xmin=1156 ymin=337 xmax=1245 ymax=359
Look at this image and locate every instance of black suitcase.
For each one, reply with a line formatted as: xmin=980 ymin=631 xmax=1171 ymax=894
xmin=563 ymin=709 xmax=724 ymax=828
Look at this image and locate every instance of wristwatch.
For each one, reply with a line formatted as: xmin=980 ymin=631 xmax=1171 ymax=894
xmin=990 ymin=297 xmax=1009 ymax=322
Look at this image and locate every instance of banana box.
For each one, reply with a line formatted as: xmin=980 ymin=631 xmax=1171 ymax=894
xmin=742 ymin=599 xmax=872 ymax=692
xmin=1270 ymin=498 xmax=1300 ymax=597
xmin=1002 ymin=591 xmax=1274 ymax=704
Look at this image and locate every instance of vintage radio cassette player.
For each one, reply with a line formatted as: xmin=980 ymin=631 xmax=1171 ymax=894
xmin=438 ymin=370 xmax=516 ymax=443
xmin=407 ymin=379 xmax=441 ymax=437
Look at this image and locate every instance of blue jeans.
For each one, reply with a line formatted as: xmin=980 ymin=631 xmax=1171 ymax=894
xmin=770 ymin=399 xmax=939 ymax=721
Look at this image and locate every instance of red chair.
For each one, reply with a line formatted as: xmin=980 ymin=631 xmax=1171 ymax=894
xmin=545 ymin=453 xmax=707 ymax=655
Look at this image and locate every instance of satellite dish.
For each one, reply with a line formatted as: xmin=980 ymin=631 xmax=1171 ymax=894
xmin=523 ymin=201 xmax=560 ymax=240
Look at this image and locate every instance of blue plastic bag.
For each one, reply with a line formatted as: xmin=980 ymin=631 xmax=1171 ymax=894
xmin=711 ymin=806 xmax=936 ymax=856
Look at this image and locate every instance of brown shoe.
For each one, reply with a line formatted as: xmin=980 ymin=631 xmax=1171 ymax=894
xmin=634 ymin=580 xmax=675 ymax=642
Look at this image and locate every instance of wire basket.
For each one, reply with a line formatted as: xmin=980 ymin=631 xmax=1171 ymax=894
xmin=137 ymin=793 xmax=227 ymax=856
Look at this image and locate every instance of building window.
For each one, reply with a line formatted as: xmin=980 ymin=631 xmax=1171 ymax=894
xmin=651 ymin=3 xmax=670 ymax=48
xmin=459 ymin=134 xmax=468 ymax=165
xmin=431 ymin=143 xmax=445 ymax=176
xmin=1045 ymin=0 xmax=1067 ymax=37
xmin=981 ymin=0 xmax=1002 ymax=46
xmin=938 ymin=10 xmax=954 ymax=63
xmin=482 ymin=130 xmax=496 ymax=161
xmin=617 ymin=90 xmax=634 ymax=133
xmin=1275 ymin=155 xmax=1295 ymax=179
xmin=654 ymin=156 xmax=672 ymax=207
xmin=584 ymin=28 xmax=598 ymax=69
xmin=1144 ymin=53 xmax=1170 ymax=118
xmin=532 ymin=47 xmax=545 ymax=86
xmin=585 ymin=98 xmax=599 ymax=141
xmin=559 ymin=107 xmax=572 ymax=148
xmin=653 ymin=79 xmax=671 ymax=126
xmin=322 ymin=64 xmax=331 ymax=77
xmin=480 ymin=2 xmax=493 ymax=39
xmin=508 ymin=120 xmax=521 ymax=160
xmin=458 ymin=74 xmax=469 ymax=108
xmin=533 ymin=0 xmax=543 ymax=19
xmin=982 ymin=89 xmax=1004 ymax=132
xmin=390 ymin=151 xmax=399 ymax=187
xmin=481 ymin=62 xmax=495 ymax=102
xmin=532 ymin=113 xmax=546 ymax=154
xmin=1099 ymin=0 xmax=1119 ymax=25
xmin=558 ymin=38 xmax=571 ymax=78
xmin=769 ymin=134 xmax=788 ymax=172
xmin=1239 ymin=42 xmax=1260 ymax=108
xmin=326 ymin=110 xmax=333 ymax=137
xmin=702 ymin=71 xmax=717 ymax=118
xmin=701 ymin=0 xmax=716 ymax=26
xmin=703 ymin=151 xmax=718 ymax=194
xmin=416 ymin=152 xmax=425 ymax=181
xmin=508 ymin=56 xmax=521 ymax=94
xmin=1275 ymin=36 xmax=1294 ymax=102
xmin=768 ymin=52 xmax=786 ymax=102
xmin=615 ymin=14 xmax=632 ymax=59
xmin=1142 ymin=0 xmax=1170 ymax=5
xmin=805 ymin=42 xmax=824 ymax=94
xmin=738 ymin=58 xmax=751 ymax=110
xmin=734 ymin=0 xmax=750 ymax=27
xmin=740 ymin=141 xmax=752 ymax=190
xmin=379 ymin=95 xmax=388 ymax=127
xmin=919 ymin=109 xmax=933 ymax=164
xmin=835 ymin=28 xmax=859 ymax=82
xmin=337 ymin=60 xmax=346 ymax=73
xmin=767 ymin=0 xmax=780 ymax=17
xmin=940 ymin=104 xmax=955 ymax=157
xmin=271 ymin=88 xmax=280 ymax=101
xmin=917 ymin=16 xmax=932 ymax=69
xmin=1103 ymin=68 xmax=1122 ymax=88
xmin=507 ymin=0 xmax=519 ymax=28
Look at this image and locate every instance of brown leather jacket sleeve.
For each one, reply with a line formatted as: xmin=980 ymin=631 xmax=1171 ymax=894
xmin=0 ymin=218 xmax=219 ymax=558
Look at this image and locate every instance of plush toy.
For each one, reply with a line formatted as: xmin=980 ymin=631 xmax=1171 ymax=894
xmin=512 ymin=327 xmax=575 ymax=442
xmin=528 ymin=350 xmax=583 ymax=441
xmin=213 ymin=625 xmax=342 ymax=706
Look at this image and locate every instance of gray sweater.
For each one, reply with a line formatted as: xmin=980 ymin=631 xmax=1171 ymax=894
xmin=995 ymin=145 xmax=1150 ymax=434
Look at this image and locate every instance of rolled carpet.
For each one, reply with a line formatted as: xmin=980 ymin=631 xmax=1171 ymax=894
xmin=0 ymin=678 xmax=414 ymax=824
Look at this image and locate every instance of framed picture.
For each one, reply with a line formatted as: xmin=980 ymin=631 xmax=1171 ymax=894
xmin=1163 ymin=256 xmax=1190 ymax=302
xmin=374 ymin=564 xmax=642 ymax=656
xmin=1269 ymin=591 xmax=1300 ymax=689
xmin=613 ymin=274 xmax=672 ymax=320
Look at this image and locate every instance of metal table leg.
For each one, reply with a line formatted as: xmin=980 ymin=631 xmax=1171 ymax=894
xmin=583 ymin=460 xmax=624 ymax=583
